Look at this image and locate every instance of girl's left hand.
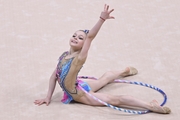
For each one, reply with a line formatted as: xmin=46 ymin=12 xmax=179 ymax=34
xmin=100 ymin=4 xmax=115 ymax=20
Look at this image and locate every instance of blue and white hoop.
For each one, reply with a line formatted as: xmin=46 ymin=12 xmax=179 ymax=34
xmin=77 ymin=76 xmax=167 ymax=114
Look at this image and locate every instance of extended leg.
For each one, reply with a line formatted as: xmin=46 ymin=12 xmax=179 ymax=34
xmin=76 ymin=91 xmax=171 ymax=114
xmin=84 ymin=67 xmax=138 ymax=92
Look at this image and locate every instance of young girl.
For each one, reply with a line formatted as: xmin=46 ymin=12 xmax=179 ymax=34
xmin=34 ymin=4 xmax=171 ymax=114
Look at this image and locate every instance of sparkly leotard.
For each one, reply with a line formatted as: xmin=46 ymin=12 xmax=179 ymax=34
xmin=56 ymin=51 xmax=91 ymax=104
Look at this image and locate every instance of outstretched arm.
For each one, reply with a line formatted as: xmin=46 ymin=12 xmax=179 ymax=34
xmin=34 ymin=68 xmax=57 ymax=106
xmin=46 ymin=69 xmax=57 ymax=99
xmin=79 ymin=4 xmax=115 ymax=60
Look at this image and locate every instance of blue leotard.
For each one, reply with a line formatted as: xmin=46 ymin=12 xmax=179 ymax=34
xmin=56 ymin=51 xmax=91 ymax=104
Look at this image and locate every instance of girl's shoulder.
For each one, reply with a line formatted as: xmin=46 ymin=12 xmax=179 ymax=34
xmin=58 ymin=51 xmax=69 ymax=60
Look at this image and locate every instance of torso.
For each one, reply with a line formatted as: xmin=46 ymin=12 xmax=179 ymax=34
xmin=56 ymin=51 xmax=87 ymax=101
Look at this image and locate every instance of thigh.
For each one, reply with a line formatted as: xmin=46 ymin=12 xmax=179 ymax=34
xmin=75 ymin=91 xmax=118 ymax=106
xmin=82 ymin=79 xmax=103 ymax=92
xmin=82 ymin=71 xmax=122 ymax=92
xmin=83 ymin=77 xmax=112 ymax=92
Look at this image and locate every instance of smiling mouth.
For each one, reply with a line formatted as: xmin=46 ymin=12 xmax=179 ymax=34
xmin=71 ymin=40 xmax=78 ymax=44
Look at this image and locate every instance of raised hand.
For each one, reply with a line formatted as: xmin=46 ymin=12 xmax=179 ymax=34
xmin=100 ymin=4 xmax=115 ymax=21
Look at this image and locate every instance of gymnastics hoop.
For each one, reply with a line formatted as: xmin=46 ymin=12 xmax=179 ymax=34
xmin=77 ymin=76 xmax=167 ymax=114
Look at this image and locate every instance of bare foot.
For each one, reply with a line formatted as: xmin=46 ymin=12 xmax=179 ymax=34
xmin=149 ymin=100 xmax=171 ymax=114
xmin=121 ymin=67 xmax=138 ymax=77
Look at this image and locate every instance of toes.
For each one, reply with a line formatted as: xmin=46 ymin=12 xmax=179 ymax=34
xmin=163 ymin=106 xmax=171 ymax=114
xmin=129 ymin=67 xmax=138 ymax=75
xmin=150 ymin=100 xmax=171 ymax=114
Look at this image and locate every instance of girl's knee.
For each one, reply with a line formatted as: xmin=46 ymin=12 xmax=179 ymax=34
xmin=119 ymin=95 xmax=134 ymax=103
xmin=105 ymin=96 xmax=120 ymax=105
xmin=103 ymin=71 xmax=115 ymax=80
xmin=90 ymin=93 xmax=120 ymax=106
xmin=108 ymin=95 xmax=134 ymax=106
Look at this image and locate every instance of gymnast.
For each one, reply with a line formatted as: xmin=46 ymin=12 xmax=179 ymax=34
xmin=34 ymin=4 xmax=170 ymax=114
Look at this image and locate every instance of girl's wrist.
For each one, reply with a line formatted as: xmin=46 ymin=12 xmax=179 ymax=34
xmin=100 ymin=17 xmax=105 ymax=22
xmin=46 ymin=95 xmax=52 ymax=100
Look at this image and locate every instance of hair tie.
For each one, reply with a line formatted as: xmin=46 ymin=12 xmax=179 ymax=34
xmin=84 ymin=30 xmax=89 ymax=34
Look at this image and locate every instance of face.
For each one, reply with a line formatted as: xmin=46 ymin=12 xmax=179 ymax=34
xmin=69 ymin=30 xmax=87 ymax=50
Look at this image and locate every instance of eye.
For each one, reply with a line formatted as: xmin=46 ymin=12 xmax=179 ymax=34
xmin=79 ymin=37 xmax=83 ymax=40
xmin=72 ymin=35 xmax=76 ymax=37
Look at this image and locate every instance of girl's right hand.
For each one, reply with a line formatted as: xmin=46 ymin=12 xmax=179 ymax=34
xmin=34 ymin=97 xmax=51 ymax=106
